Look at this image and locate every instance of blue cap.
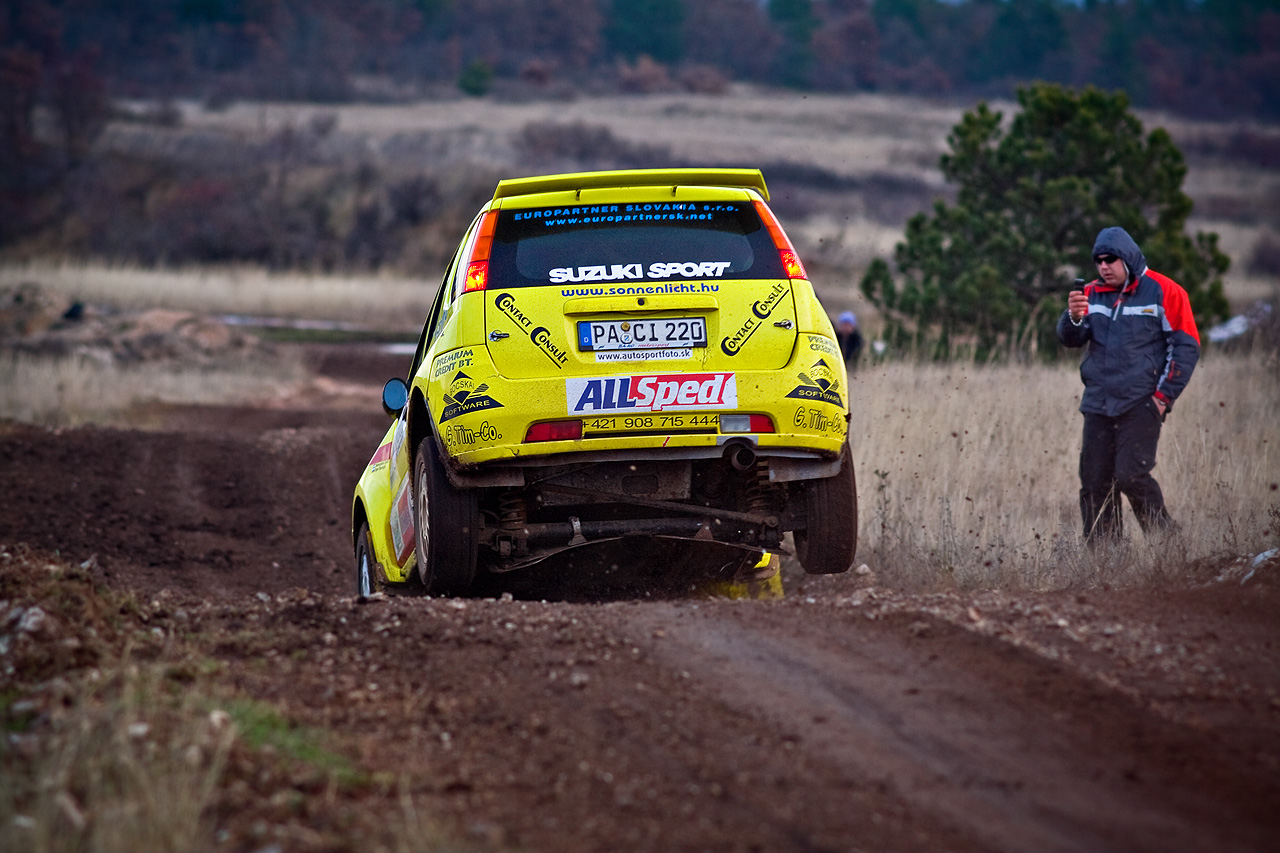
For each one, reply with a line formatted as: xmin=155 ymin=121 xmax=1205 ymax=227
xmin=838 ymin=311 xmax=857 ymax=326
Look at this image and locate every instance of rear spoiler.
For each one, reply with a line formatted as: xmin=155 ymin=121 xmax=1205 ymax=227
xmin=493 ymin=168 xmax=770 ymax=202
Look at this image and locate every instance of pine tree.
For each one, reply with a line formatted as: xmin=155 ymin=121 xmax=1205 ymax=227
xmin=860 ymin=83 xmax=1230 ymax=359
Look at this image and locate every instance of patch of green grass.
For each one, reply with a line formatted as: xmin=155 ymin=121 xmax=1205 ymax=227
xmin=221 ymin=697 xmax=366 ymax=788
xmin=0 ymin=688 xmax=36 ymax=733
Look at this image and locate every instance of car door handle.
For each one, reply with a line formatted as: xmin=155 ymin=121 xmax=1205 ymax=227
xmin=489 ymin=331 xmax=509 ymax=341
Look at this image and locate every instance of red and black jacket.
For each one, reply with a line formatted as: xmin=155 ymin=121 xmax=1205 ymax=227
xmin=1057 ymin=227 xmax=1200 ymax=417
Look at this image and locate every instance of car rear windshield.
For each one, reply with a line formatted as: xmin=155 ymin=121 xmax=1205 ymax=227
xmin=489 ymin=201 xmax=784 ymax=288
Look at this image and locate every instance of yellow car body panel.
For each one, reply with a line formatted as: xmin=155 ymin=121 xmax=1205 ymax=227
xmin=353 ymin=420 xmax=419 ymax=584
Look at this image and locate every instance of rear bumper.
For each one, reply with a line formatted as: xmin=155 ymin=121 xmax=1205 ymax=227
xmin=441 ymin=439 xmax=843 ymax=489
xmin=429 ymin=366 xmax=849 ymax=476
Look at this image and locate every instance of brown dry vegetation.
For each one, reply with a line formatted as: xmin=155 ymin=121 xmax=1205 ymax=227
xmin=6 ymin=91 xmax=1280 ymax=327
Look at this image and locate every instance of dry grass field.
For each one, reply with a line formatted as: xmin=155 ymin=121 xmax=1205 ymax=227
xmin=844 ymin=355 xmax=1280 ymax=591
xmin=0 ymin=263 xmax=433 ymax=329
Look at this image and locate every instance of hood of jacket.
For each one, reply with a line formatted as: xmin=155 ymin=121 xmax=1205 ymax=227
xmin=1092 ymin=226 xmax=1147 ymax=290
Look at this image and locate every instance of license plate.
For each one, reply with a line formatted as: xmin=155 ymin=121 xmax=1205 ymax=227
xmin=577 ymin=318 xmax=707 ymax=351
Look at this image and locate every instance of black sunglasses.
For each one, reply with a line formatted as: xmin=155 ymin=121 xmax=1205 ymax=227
xmin=1094 ymin=254 xmax=1119 ymax=264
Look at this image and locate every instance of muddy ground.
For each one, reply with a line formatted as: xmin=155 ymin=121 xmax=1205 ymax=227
xmin=2 ymin=341 xmax=1279 ymax=852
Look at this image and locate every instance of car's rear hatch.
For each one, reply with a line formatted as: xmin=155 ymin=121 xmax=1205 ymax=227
xmin=480 ymin=185 xmax=801 ymax=386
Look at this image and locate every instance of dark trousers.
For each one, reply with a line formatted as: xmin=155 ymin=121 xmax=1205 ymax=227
xmin=1079 ymin=399 xmax=1174 ymax=542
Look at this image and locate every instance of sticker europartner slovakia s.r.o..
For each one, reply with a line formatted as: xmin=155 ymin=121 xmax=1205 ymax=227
xmin=439 ymin=371 xmax=504 ymax=423
xmin=568 ymin=373 xmax=737 ymax=414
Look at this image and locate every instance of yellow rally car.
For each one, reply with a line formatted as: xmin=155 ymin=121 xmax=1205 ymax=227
xmin=351 ymin=168 xmax=856 ymax=596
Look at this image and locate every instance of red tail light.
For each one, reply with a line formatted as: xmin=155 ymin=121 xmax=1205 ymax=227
xmin=524 ymin=420 xmax=583 ymax=443
xmin=753 ymin=200 xmax=807 ymax=280
xmin=464 ymin=260 xmax=488 ymax=292
xmin=720 ymin=414 xmax=775 ymax=433
xmin=463 ymin=210 xmax=500 ymax=293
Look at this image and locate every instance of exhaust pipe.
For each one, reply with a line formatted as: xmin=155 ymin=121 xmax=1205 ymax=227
xmin=727 ymin=443 xmax=756 ymax=471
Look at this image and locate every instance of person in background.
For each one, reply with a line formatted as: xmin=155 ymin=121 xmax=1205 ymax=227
xmin=835 ymin=311 xmax=863 ymax=367
xmin=1057 ymin=226 xmax=1200 ymax=544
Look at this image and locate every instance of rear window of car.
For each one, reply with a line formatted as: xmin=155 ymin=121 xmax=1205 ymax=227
xmin=489 ymin=201 xmax=783 ymax=288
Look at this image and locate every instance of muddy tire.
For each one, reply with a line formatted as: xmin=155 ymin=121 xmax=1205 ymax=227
xmin=795 ymin=442 xmax=857 ymax=574
xmin=413 ymin=435 xmax=479 ymax=595
xmin=355 ymin=521 xmax=382 ymax=598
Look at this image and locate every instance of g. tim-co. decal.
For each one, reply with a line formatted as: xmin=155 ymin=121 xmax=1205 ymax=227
xmin=494 ymin=292 xmax=567 ymax=368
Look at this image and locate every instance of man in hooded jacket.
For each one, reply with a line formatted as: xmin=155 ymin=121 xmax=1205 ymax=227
xmin=1057 ymin=226 xmax=1200 ymax=543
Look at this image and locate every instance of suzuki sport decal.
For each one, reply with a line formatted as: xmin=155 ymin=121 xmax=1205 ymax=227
xmin=549 ymin=261 xmax=733 ymax=283
xmin=568 ymin=373 xmax=737 ymax=414
xmin=784 ymin=359 xmax=843 ymax=407
xmin=439 ymin=371 xmax=504 ymax=424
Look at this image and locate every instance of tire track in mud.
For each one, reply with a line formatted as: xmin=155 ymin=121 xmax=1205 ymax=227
xmin=0 ymin=416 xmax=387 ymax=598
xmin=622 ymin=601 xmax=1277 ymax=853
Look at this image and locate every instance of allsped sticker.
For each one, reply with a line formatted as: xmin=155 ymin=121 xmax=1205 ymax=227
xmin=567 ymin=373 xmax=738 ymax=414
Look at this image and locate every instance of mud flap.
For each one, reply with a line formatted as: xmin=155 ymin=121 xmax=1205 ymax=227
xmin=696 ymin=553 xmax=784 ymax=600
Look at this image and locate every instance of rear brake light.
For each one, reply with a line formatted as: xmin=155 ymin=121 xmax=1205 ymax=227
xmin=524 ymin=420 xmax=583 ymax=443
xmin=464 ymin=260 xmax=488 ymax=292
xmin=753 ymin=200 xmax=807 ymax=280
xmin=778 ymin=250 xmax=805 ymax=279
xmin=719 ymin=414 xmax=775 ymax=433
xmin=463 ymin=210 xmax=500 ymax=293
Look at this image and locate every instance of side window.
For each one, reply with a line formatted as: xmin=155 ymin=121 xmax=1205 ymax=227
xmin=407 ymin=286 xmax=442 ymax=381
xmin=407 ymin=207 xmax=484 ymax=381
xmin=408 ymin=255 xmax=456 ymax=381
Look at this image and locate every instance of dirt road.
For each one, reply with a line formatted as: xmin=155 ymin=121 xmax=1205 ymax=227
xmin=2 ymin=344 xmax=1277 ymax=851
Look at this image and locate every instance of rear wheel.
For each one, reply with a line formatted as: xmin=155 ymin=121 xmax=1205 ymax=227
xmin=795 ymin=442 xmax=857 ymax=574
xmin=413 ymin=435 xmax=479 ymax=595
xmin=354 ymin=521 xmax=381 ymax=598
